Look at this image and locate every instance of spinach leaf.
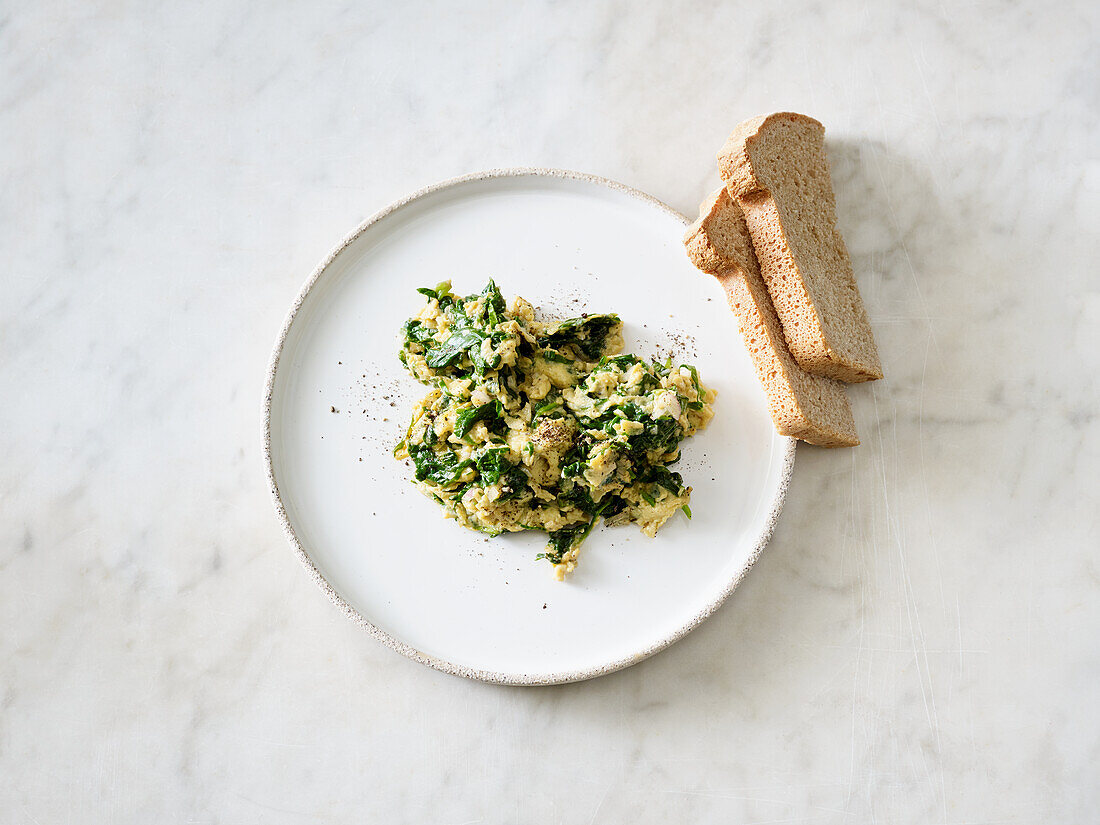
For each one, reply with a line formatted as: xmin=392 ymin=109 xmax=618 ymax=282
xmin=538 ymin=527 xmax=582 ymax=565
xmin=474 ymin=447 xmax=509 ymax=484
xmin=600 ymin=354 xmax=642 ymax=370
xmin=497 ymin=463 xmax=527 ymax=500
xmin=425 ymin=326 xmax=485 ymax=369
xmin=467 ymin=339 xmax=494 ymax=375
xmin=557 ymin=483 xmax=597 ymax=514
xmin=403 ymin=319 xmax=436 ymax=347
xmin=417 ymin=281 xmax=453 ymax=302
xmin=424 ymin=304 xmax=506 ymax=375
xmin=561 ymin=460 xmax=585 ymax=479
xmin=451 ymin=482 xmax=474 ymax=501
xmin=538 ymin=500 xmax=610 ymax=564
xmin=600 ymin=495 xmax=627 ymax=518
xmin=474 ymin=447 xmax=527 ymax=499
xmin=538 ymin=349 xmax=573 ymax=364
xmin=681 ymin=363 xmax=705 ymax=402
xmin=629 ymin=413 xmax=682 ymax=455
xmin=532 ymin=397 xmax=562 ymax=419
xmin=537 ymin=314 xmax=620 ymax=360
xmin=407 ymin=444 xmax=472 ymax=487
xmin=559 ymin=436 xmax=591 ymax=471
xmin=454 ymin=400 xmax=504 ymax=439
xmin=480 ymin=279 xmax=506 ymax=325
xmin=422 ymin=421 xmax=438 ymax=446
xmin=638 ymin=464 xmax=684 ymax=496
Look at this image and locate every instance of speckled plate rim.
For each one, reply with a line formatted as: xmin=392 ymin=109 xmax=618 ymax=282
xmin=262 ymin=167 xmax=797 ymax=686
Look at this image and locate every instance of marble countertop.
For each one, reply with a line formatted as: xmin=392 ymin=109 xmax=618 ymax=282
xmin=3 ymin=1 xmax=1097 ymax=822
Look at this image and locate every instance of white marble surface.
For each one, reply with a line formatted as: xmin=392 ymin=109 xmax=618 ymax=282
xmin=2 ymin=0 xmax=1097 ymax=821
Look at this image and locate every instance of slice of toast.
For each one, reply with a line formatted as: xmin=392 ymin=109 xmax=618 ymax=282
xmin=684 ymin=188 xmax=859 ymax=447
xmin=717 ymin=112 xmax=883 ymax=383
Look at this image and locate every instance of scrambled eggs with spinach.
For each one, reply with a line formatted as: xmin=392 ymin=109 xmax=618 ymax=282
xmin=394 ymin=280 xmax=715 ymax=579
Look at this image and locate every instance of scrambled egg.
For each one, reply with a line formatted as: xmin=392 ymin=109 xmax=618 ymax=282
xmin=394 ymin=280 xmax=715 ymax=579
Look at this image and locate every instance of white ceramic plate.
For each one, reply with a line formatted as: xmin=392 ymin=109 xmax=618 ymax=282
xmin=264 ymin=169 xmax=795 ymax=685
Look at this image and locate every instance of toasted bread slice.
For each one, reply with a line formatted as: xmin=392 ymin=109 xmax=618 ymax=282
xmin=685 ymin=188 xmax=859 ymax=447
xmin=718 ymin=112 xmax=883 ymax=383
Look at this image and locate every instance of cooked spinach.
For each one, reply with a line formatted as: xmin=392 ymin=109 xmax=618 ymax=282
xmin=474 ymin=447 xmax=526 ymax=498
xmin=539 ymin=349 xmax=573 ymax=364
xmin=396 ymin=280 xmax=712 ymax=577
xmin=532 ymin=397 xmax=562 ymax=419
xmin=475 ymin=449 xmax=524 ymax=497
xmin=538 ymin=500 xmax=610 ymax=563
xmin=478 ymin=279 xmax=506 ymax=325
xmin=638 ymin=464 xmax=685 ymax=496
xmin=537 ymin=313 xmax=620 ymax=360
xmin=474 ymin=447 xmax=507 ymax=484
xmin=425 ymin=326 xmax=485 ymax=369
xmin=403 ymin=319 xmax=436 ymax=347
xmin=629 ymin=412 xmax=683 ymax=455
xmin=601 ymin=354 xmax=642 ymax=370
xmin=407 ymin=443 xmax=472 ymax=487
xmin=556 ymin=482 xmax=597 ymax=515
xmin=454 ymin=400 xmax=504 ymax=439
xmin=680 ymin=364 xmax=706 ymax=410
xmin=496 ymin=463 xmax=528 ymax=500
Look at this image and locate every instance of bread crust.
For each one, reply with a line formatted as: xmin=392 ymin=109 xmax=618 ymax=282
xmin=717 ymin=113 xmax=883 ymax=383
xmin=684 ymin=188 xmax=859 ymax=448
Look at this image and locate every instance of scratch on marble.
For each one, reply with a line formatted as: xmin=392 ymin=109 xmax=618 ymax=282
xmin=955 ymin=595 xmax=964 ymax=675
xmin=587 ymin=781 xmax=613 ymax=824
xmin=872 ymin=381 xmax=948 ymax=822
xmin=912 ymin=39 xmax=943 ymax=131
xmin=660 ymin=789 xmax=791 ymax=805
